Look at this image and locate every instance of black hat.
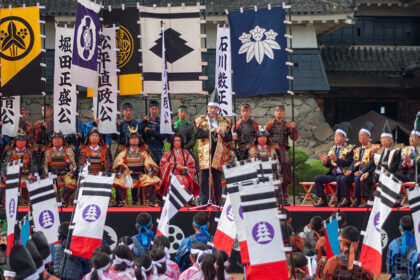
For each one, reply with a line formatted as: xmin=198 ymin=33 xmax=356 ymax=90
xmin=207 ymin=89 xmax=220 ymax=108
xmin=359 ymin=121 xmax=374 ymax=137
xmin=25 ymin=240 xmax=44 ymax=275
xmin=51 ymin=129 xmax=65 ymax=139
xmin=335 ymin=122 xmax=352 ymax=139
xmin=381 ymin=120 xmax=393 ymax=138
xmin=31 ymin=231 xmax=51 ymax=265
xmin=9 ymin=244 xmax=38 ymax=280
xmin=411 ymin=120 xmax=420 ymax=137
xmin=149 ymin=100 xmax=159 ymax=108
xmin=122 ymin=103 xmax=133 ymax=110
xmin=15 ymin=129 xmax=28 ymax=141
xmin=255 ymin=126 xmax=271 ymax=144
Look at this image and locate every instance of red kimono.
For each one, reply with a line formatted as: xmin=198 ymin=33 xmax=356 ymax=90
xmin=159 ymin=148 xmax=200 ymax=197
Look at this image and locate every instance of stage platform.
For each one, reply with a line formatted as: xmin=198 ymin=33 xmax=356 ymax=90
xmin=17 ymin=206 xmax=410 ymax=273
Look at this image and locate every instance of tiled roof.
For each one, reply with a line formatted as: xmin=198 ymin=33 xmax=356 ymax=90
xmin=320 ymin=45 xmax=420 ymax=77
xmin=0 ymin=0 xmax=355 ymax=16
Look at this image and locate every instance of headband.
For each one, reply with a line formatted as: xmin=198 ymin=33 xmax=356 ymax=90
xmin=359 ymin=128 xmax=371 ymax=137
xmin=113 ymin=255 xmax=134 ymax=267
xmin=151 ymin=256 xmax=167 ymax=279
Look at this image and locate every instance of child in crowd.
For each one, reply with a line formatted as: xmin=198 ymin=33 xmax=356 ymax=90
xmin=152 ymin=235 xmax=181 ymax=279
xmin=82 ymin=251 xmax=118 ymax=280
xmin=134 ymin=254 xmax=153 ymax=280
xmin=176 ymin=212 xmax=211 ymax=272
xmin=287 ymin=252 xmax=311 ymax=280
xmin=111 ymin=244 xmax=136 ymax=279
xmin=132 ymin=213 xmax=155 ymax=256
xmin=179 ymin=243 xmax=212 ymax=280
xmin=214 ymin=250 xmax=236 ymax=280
xmin=149 ymin=248 xmax=174 ymax=280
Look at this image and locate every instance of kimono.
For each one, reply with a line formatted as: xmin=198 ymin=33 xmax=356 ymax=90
xmin=110 ymin=267 xmax=136 ymax=279
xmin=159 ymin=148 xmax=199 ymax=197
xmin=179 ymin=263 xmax=200 ymax=280
xmin=166 ymin=259 xmax=181 ymax=279
xmin=82 ymin=270 xmax=119 ymax=280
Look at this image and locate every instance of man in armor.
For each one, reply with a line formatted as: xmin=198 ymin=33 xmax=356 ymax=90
xmin=359 ymin=120 xmax=401 ymax=207
xmin=248 ymin=126 xmax=277 ymax=161
xmin=116 ymin=103 xmax=140 ymax=153
xmin=314 ymin=122 xmax=354 ymax=207
xmin=337 ymin=121 xmax=377 ymax=207
xmin=195 ymin=89 xmax=232 ymax=205
xmin=395 ymin=124 xmax=420 ymax=183
xmin=78 ymin=127 xmax=112 ymax=173
xmin=1 ymin=130 xmax=38 ymax=205
xmin=34 ymin=104 xmax=54 ymax=167
xmin=173 ymin=105 xmax=195 ymax=155
xmin=266 ymin=105 xmax=298 ymax=205
xmin=233 ymin=103 xmax=259 ymax=161
xmin=19 ymin=107 xmax=34 ymax=145
xmin=42 ymin=130 xmax=77 ymax=206
xmin=112 ymin=127 xmax=161 ymax=207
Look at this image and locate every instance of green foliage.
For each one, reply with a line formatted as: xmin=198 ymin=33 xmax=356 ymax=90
xmin=295 ymin=160 xmax=329 ymax=183
xmin=289 ymin=147 xmax=310 ymax=167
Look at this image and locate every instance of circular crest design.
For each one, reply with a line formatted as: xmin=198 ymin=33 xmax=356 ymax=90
xmin=116 ymin=25 xmax=133 ymax=68
xmin=76 ymin=15 xmax=96 ymax=61
xmin=0 ymin=16 xmax=34 ymax=61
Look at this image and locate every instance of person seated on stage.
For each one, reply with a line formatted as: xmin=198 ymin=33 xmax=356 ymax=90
xmin=317 ymin=226 xmax=373 ymax=280
xmin=131 ymin=213 xmax=155 ymax=256
xmin=134 ymin=254 xmax=153 ymax=280
xmin=359 ymin=120 xmax=401 ymax=207
xmin=195 ymin=89 xmax=232 ymax=206
xmin=140 ymin=100 xmax=167 ymax=163
xmin=178 ymin=242 xmax=212 ymax=278
xmin=176 ymin=212 xmax=212 ymax=272
xmin=86 ymin=108 xmax=112 ymax=148
xmin=152 ymin=235 xmax=181 ymax=279
xmin=266 ymin=105 xmax=298 ymax=206
xmin=314 ymin=122 xmax=354 ymax=207
xmin=386 ymin=215 xmax=416 ymax=280
xmin=42 ymin=129 xmax=77 ymax=206
xmin=53 ymin=222 xmax=91 ymax=279
xmin=19 ymin=107 xmax=34 ymax=145
xmin=287 ymin=252 xmax=312 ymax=280
xmin=110 ymin=244 xmax=135 ymax=279
xmin=282 ymin=221 xmax=304 ymax=253
xmin=116 ymin=103 xmax=140 ymax=153
xmin=233 ymin=103 xmax=259 ymax=161
xmin=112 ymin=128 xmax=161 ymax=207
xmin=337 ymin=121 xmax=377 ymax=207
xmin=159 ymin=133 xmax=200 ymax=199
xmin=395 ymin=124 xmax=420 ymax=183
xmin=78 ymin=127 xmax=112 ymax=173
xmin=173 ymin=105 xmax=196 ymax=155
xmin=1 ymin=130 xmax=38 ymax=206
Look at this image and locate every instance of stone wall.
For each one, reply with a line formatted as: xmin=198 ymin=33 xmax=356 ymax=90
xmin=22 ymin=93 xmax=334 ymax=157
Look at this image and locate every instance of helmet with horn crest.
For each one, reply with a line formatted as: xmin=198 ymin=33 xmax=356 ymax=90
xmin=255 ymin=125 xmax=271 ymax=144
xmin=126 ymin=124 xmax=144 ymax=146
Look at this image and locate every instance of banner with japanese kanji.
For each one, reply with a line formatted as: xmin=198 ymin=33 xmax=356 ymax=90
xmin=1 ymin=96 xmax=20 ymax=137
xmin=53 ymin=26 xmax=77 ymax=135
xmin=215 ymin=25 xmax=232 ymax=116
xmin=103 ymin=7 xmax=142 ymax=95
xmin=160 ymin=24 xmax=173 ymax=135
xmin=0 ymin=6 xmax=42 ymax=96
xmin=90 ymin=27 xmax=118 ymax=135
xmin=138 ymin=5 xmax=205 ymax=94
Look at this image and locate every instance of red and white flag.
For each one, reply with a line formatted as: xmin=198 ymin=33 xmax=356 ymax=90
xmin=407 ymin=186 xmax=420 ymax=262
xmin=5 ymin=160 xmax=21 ymax=256
xmin=27 ymin=174 xmax=61 ymax=245
xmin=70 ymin=173 xmax=114 ymax=258
xmin=359 ymin=171 xmax=401 ymax=275
xmin=240 ymin=180 xmax=288 ymax=280
xmin=157 ymin=175 xmax=193 ymax=236
xmin=213 ymin=195 xmax=237 ymax=256
xmin=223 ymin=160 xmax=260 ymax=264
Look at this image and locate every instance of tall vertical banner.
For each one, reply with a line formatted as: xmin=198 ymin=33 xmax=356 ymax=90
xmin=213 ymin=195 xmax=237 ymax=256
xmin=71 ymin=0 xmax=101 ymax=88
xmin=5 ymin=161 xmax=21 ymax=256
xmin=27 ymin=175 xmax=60 ymax=245
xmin=215 ymin=26 xmax=232 ymax=116
xmin=53 ymin=26 xmax=77 ymax=134
xmin=0 ymin=6 xmax=42 ymax=96
xmin=91 ymin=27 xmax=118 ymax=135
xmin=228 ymin=7 xmax=289 ymax=97
xmin=138 ymin=5 xmax=205 ymax=94
xmin=160 ymin=25 xmax=173 ymax=135
xmin=1 ymin=96 xmax=20 ymax=137
xmin=103 ymin=7 xmax=142 ymax=95
xmin=407 ymin=187 xmax=420 ymax=263
xmin=240 ymin=180 xmax=288 ymax=279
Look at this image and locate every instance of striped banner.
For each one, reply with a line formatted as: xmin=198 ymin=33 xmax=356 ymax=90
xmin=5 ymin=160 xmax=21 ymax=256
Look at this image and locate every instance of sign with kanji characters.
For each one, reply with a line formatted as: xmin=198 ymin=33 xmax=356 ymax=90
xmin=1 ymin=96 xmax=20 ymax=137
xmin=215 ymin=25 xmax=232 ymax=116
xmin=160 ymin=25 xmax=173 ymax=135
xmin=91 ymin=27 xmax=118 ymax=135
xmin=0 ymin=6 xmax=42 ymax=96
xmin=53 ymin=27 xmax=77 ymax=135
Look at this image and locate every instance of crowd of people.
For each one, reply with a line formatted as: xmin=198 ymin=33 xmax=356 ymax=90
xmin=0 ymin=90 xmax=299 ymax=207
xmin=0 ymin=209 xmax=417 ymax=279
